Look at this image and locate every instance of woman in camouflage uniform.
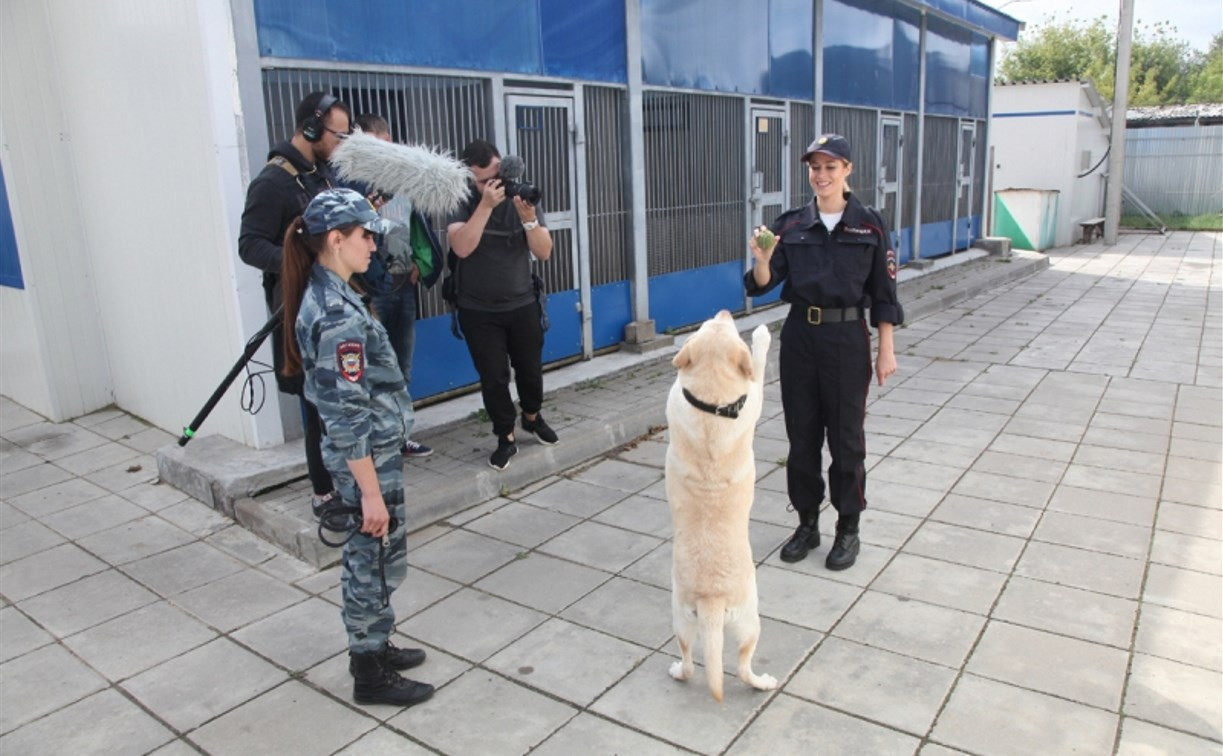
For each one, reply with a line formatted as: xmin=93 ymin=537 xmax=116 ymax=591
xmin=281 ymin=188 xmax=433 ymax=708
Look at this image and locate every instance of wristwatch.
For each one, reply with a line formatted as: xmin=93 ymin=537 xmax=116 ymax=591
xmin=522 ymin=220 xmax=539 ymax=231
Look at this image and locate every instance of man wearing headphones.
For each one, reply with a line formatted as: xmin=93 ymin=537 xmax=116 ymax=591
xmin=239 ymin=91 xmax=352 ymax=517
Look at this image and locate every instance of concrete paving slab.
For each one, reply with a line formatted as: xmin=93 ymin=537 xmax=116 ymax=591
xmin=872 ymin=552 xmax=1007 ymax=615
xmin=399 ymin=588 xmax=547 ymax=662
xmin=787 ymin=636 xmax=957 ymax=736
xmin=532 ymin=712 xmax=687 ymax=755
xmin=389 ymin=668 xmax=575 ymax=755
xmin=0 ymin=688 xmax=174 ymax=756
xmin=475 ymin=552 xmax=610 ymax=614
xmin=0 ymin=543 xmax=108 ymax=602
xmin=1033 ymin=510 xmax=1153 ymax=560
xmin=1124 ymin=653 xmax=1223 ymax=741
xmin=0 ymin=606 xmax=52 ymax=663
xmin=0 ymin=644 xmax=108 ymax=734
xmin=1143 ymin=563 xmax=1223 ymax=618
xmin=121 ymin=637 xmax=285 ymax=732
xmin=17 ymin=568 xmax=157 ymax=637
xmin=120 ymin=541 xmax=247 ymax=597
xmin=1134 ymin=604 xmax=1223 ymax=672
xmin=38 ymin=494 xmax=148 ymax=540
xmin=966 ymin=620 xmax=1129 ymax=710
xmin=333 ymin=727 xmax=436 ymax=755
xmin=172 ymin=568 xmax=307 ymax=632
xmin=487 ymin=617 xmax=650 ymax=706
xmin=559 ymin=575 xmax=674 ymax=649
xmin=730 ymin=693 xmax=920 ymax=755
xmin=61 ymin=601 xmax=218 ymax=681
xmin=1014 ymin=541 xmax=1146 ymax=599
xmin=1117 ymin=717 xmax=1223 ymax=755
xmin=932 ymin=674 xmax=1118 ymax=756
xmin=188 ymin=681 xmax=376 ymax=756
xmin=462 ymin=500 xmax=581 ymax=549
xmin=832 ymin=591 xmax=985 ymax=668
xmin=75 ymin=515 xmax=196 ymax=565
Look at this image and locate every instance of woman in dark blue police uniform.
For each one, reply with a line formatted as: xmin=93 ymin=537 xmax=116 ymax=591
xmin=281 ymin=188 xmax=433 ymax=708
xmin=745 ymin=134 xmax=903 ymax=571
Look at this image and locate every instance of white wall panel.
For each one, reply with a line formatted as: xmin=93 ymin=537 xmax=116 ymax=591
xmin=1 ymin=0 xmax=282 ymax=446
xmin=0 ymin=287 xmax=53 ymax=415
xmin=0 ymin=0 xmax=113 ymax=421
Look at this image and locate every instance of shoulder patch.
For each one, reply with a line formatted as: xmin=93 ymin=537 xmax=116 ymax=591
xmin=337 ymin=340 xmax=365 ymax=382
xmin=886 ymin=249 xmax=898 ymax=279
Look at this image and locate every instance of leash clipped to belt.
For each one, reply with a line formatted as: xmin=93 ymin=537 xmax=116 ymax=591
xmin=317 ymin=502 xmax=399 ymax=607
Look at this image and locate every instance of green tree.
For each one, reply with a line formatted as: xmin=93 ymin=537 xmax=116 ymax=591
xmin=998 ymin=15 xmax=1210 ymax=105
xmin=1189 ymin=33 xmax=1223 ymax=101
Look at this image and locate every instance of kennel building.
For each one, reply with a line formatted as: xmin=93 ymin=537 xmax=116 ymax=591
xmin=0 ymin=0 xmax=1018 ymax=448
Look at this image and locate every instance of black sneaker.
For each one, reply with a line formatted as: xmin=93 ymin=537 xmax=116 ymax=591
xmin=311 ymin=491 xmax=339 ymax=521
xmin=488 ymin=437 xmax=518 ymax=471
xmin=401 ymin=440 xmax=434 ymax=458
xmin=521 ymin=413 xmax=559 ymax=445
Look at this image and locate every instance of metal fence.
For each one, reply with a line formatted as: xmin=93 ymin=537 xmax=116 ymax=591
xmin=1124 ymin=125 xmax=1223 ymax=216
xmin=262 ymin=68 xmax=491 ymax=320
xmin=643 ymin=90 xmax=745 ymax=276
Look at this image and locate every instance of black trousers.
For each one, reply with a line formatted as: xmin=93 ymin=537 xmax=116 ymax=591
xmin=779 ymin=312 xmax=872 ymax=522
xmin=458 ymin=302 xmax=545 ymax=439
xmin=300 ymin=398 xmax=333 ymax=496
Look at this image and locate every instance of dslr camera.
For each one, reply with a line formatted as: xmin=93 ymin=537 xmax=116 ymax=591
xmin=501 ymin=177 xmax=541 ymax=206
xmin=497 ymin=155 xmax=542 ymax=205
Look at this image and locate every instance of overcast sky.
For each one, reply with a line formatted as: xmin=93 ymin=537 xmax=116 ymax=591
xmin=979 ymin=0 xmax=1221 ymax=53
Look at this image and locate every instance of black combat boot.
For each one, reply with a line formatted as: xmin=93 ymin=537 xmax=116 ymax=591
xmin=780 ymin=514 xmax=820 ymax=563
xmin=348 ymin=640 xmax=426 ymax=675
xmin=825 ymin=515 xmax=860 ymax=571
xmin=350 ymin=650 xmax=434 ymax=707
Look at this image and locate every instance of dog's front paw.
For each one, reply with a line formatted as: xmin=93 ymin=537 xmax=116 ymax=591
xmin=753 ymin=673 xmax=779 ymax=691
xmin=668 ymin=661 xmax=690 ymax=681
xmin=751 ymin=324 xmax=771 ymax=351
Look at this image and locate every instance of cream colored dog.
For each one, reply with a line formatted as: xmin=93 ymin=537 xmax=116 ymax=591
xmin=665 ymin=310 xmax=776 ymax=702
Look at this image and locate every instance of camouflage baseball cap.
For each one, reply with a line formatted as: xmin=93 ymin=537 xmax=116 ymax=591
xmin=303 ymin=188 xmax=395 ymax=235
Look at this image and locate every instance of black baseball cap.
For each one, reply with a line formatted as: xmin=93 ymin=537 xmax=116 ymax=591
xmin=802 ymin=134 xmax=852 ymax=163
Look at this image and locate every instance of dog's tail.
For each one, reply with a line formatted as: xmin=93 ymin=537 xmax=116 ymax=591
xmin=697 ymin=597 xmax=727 ymax=702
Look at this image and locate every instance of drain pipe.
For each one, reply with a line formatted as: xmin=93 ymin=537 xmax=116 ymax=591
xmin=1103 ymin=0 xmax=1134 ymax=245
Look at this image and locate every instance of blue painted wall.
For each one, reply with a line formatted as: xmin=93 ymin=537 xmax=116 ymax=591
xmin=823 ymin=0 xmax=920 ymax=111
xmin=641 ymin=0 xmax=813 ymax=98
xmin=255 ymin=0 xmax=628 ymax=82
xmin=925 ymin=16 xmax=989 ymax=118
xmin=0 ymin=162 xmax=22 ymax=289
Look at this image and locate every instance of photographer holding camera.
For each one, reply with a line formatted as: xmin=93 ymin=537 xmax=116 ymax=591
xmin=446 ymin=139 xmax=558 ymax=471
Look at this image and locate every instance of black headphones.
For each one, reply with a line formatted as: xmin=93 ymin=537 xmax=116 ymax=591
xmin=301 ymin=93 xmax=338 ymax=143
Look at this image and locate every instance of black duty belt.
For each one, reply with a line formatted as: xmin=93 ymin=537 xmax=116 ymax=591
xmin=804 ymin=306 xmax=865 ymax=325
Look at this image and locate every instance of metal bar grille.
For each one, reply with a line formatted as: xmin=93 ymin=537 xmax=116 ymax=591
xmin=261 ymin=67 xmax=491 ymax=319
xmin=790 ymin=102 xmax=814 ymax=208
xmin=973 ymin=118 xmax=987 ymax=221
xmin=822 ymin=105 xmax=878 ymax=207
xmin=512 ymin=103 xmax=574 ymax=294
xmin=903 ymin=112 xmax=919 ymax=229
xmin=583 ymin=86 xmax=630 ymax=285
xmin=643 ymin=91 xmax=745 ymax=276
xmin=755 ymin=115 xmax=784 ymax=194
xmin=922 ymin=115 xmax=958 ymax=225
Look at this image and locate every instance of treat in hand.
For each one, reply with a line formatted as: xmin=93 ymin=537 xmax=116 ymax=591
xmin=756 ymin=229 xmax=776 ymax=253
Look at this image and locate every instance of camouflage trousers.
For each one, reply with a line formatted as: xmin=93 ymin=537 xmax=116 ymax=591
xmin=329 ymin=445 xmax=408 ymax=653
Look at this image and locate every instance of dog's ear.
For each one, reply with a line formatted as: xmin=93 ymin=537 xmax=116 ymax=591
xmin=672 ymin=339 xmax=693 ymax=369
xmin=737 ymin=346 xmax=754 ymax=379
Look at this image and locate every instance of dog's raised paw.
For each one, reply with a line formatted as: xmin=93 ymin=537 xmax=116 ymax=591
xmin=668 ymin=661 xmax=689 ymax=681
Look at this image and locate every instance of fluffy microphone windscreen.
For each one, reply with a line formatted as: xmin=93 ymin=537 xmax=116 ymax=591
xmin=330 ymin=133 xmax=471 ymax=217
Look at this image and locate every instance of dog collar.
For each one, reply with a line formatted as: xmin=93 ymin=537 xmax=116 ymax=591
xmin=682 ymin=388 xmax=748 ymax=419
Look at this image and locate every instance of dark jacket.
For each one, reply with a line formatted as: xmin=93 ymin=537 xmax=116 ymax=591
xmin=744 ymin=193 xmax=903 ymax=327
xmin=238 ymin=140 xmax=333 ymax=393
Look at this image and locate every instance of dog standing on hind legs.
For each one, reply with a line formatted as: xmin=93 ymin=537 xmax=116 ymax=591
xmin=665 ymin=311 xmax=778 ymax=702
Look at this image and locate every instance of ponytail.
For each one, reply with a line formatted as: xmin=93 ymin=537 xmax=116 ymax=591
xmin=281 ymin=216 xmax=324 ymax=377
